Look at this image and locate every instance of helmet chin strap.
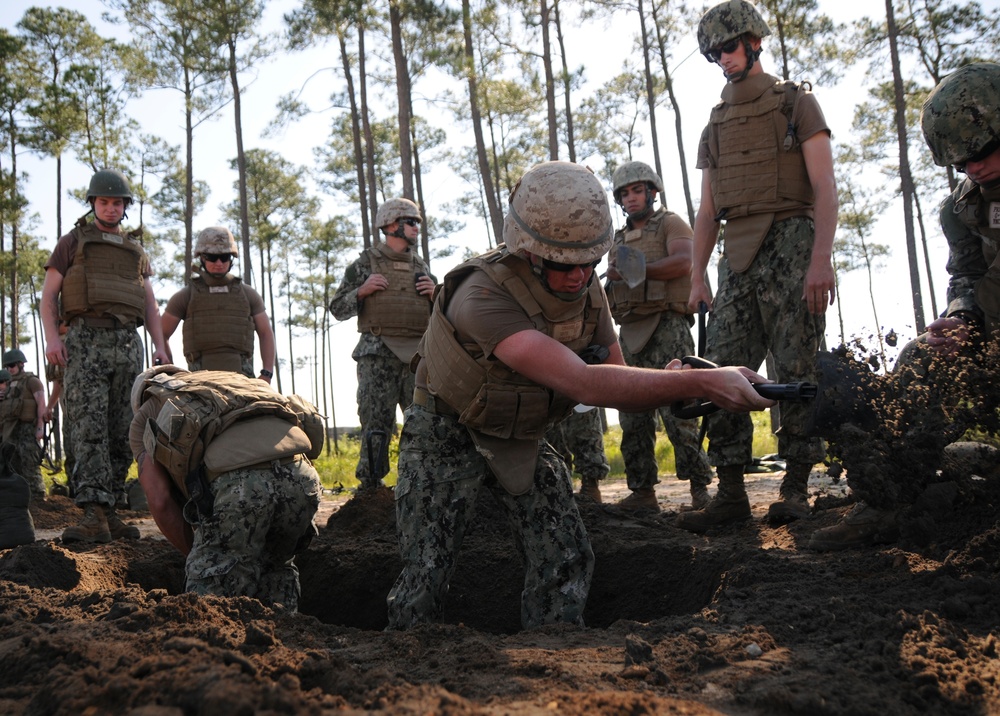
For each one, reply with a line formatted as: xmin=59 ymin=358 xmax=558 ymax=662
xmin=529 ymin=255 xmax=592 ymax=301
xmin=89 ymin=201 xmax=129 ymax=228
xmin=622 ymin=188 xmax=656 ymax=221
xmin=723 ymin=36 xmax=761 ymax=83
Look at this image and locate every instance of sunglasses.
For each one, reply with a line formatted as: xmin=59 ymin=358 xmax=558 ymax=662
xmin=706 ymin=37 xmax=741 ymax=62
xmin=203 ymin=253 xmax=233 ymax=263
xmin=955 ymin=139 xmax=1000 ymax=173
xmin=400 ymin=218 xmax=421 ymax=227
xmin=542 ymin=258 xmax=600 ymax=272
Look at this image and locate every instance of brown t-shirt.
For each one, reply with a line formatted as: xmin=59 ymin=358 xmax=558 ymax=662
xmin=416 ymin=269 xmax=617 ymax=388
xmin=164 ymin=276 xmax=267 ymax=319
xmin=45 ymin=227 xmax=153 ymax=278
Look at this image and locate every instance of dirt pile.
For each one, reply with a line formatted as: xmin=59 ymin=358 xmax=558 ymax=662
xmin=1 ymin=469 xmax=999 ymax=715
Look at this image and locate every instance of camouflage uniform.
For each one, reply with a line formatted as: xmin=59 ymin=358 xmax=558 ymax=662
xmin=387 ymin=406 xmax=593 ymax=629
xmin=66 ymin=324 xmax=142 ymax=508
xmin=704 ymin=221 xmax=826 ymax=468
xmin=184 ymin=459 xmax=321 ymax=612
xmin=619 ymin=316 xmax=712 ymax=489
xmin=546 ymin=408 xmax=609 ymax=483
xmin=329 ymin=249 xmax=432 ymax=488
xmin=0 ymin=371 xmax=45 ymax=501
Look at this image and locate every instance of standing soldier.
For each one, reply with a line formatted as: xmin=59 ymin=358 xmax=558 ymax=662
xmin=0 ymin=352 xmax=46 ymax=501
xmin=40 ymin=168 xmax=171 ymax=543
xmin=386 ymin=161 xmax=773 ymax=631
xmin=161 ymin=227 xmax=276 ymax=382
xmin=546 ymin=407 xmax=610 ymax=503
xmin=329 ymin=198 xmax=436 ymax=490
xmin=605 ymin=161 xmax=714 ymax=512
xmin=682 ymin=0 xmax=837 ymax=532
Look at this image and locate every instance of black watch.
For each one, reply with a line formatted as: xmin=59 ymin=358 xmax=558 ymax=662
xmin=259 ymin=368 xmax=273 ymax=379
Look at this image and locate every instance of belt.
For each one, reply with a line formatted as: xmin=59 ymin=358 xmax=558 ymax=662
xmin=412 ymin=386 xmax=459 ymax=417
xmin=205 ymin=454 xmax=303 ymax=481
xmin=70 ymin=316 xmax=137 ymax=330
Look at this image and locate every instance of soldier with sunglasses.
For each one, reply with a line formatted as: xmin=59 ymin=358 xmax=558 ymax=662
xmin=162 ymin=227 xmax=275 ymax=383
xmin=329 ymin=198 xmax=436 ymax=491
xmin=681 ymin=0 xmax=838 ymax=533
xmin=386 ymin=161 xmax=774 ymax=631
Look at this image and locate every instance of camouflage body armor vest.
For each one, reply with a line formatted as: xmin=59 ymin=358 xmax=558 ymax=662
xmin=420 ymin=248 xmax=602 ymax=441
xmin=357 ymin=245 xmax=431 ymax=337
xmin=708 ymin=73 xmax=815 ymax=272
xmin=0 ymin=372 xmax=38 ymax=428
xmin=61 ymin=222 xmax=147 ymax=324
xmin=954 ymin=180 xmax=1000 ymax=333
xmin=182 ymin=274 xmax=255 ymax=368
xmin=607 ymin=208 xmax=693 ymax=323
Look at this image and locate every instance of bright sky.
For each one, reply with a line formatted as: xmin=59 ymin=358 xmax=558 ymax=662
xmin=3 ymin=0 xmax=979 ymax=428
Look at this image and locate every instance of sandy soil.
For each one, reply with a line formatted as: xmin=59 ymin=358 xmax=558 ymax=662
xmin=2 ymin=459 xmax=998 ymax=716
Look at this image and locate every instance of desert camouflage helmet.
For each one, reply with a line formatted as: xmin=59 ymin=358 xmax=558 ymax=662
xmin=195 ymin=226 xmax=239 ymax=257
xmin=920 ymin=62 xmax=1000 ymax=168
xmin=131 ymin=364 xmax=185 ymax=413
xmin=698 ymin=0 xmax=771 ymax=56
xmin=87 ymin=169 xmax=133 ymax=202
xmin=612 ymin=161 xmax=663 ymax=201
xmin=0 ymin=369 xmax=10 ymax=383
xmin=503 ymin=161 xmax=613 ymax=264
xmin=375 ymin=198 xmax=422 ymax=230
xmin=2 ymin=349 xmax=27 ymax=366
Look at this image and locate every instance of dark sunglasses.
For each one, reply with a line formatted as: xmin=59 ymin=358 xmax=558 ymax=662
xmin=542 ymin=258 xmax=600 ymax=272
xmin=955 ymin=139 xmax=1000 ymax=173
xmin=400 ymin=218 xmax=421 ymax=227
xmin=706 ymin=37 xmax=741 ymax=62
xmin=203 ymin=253 xmax=233 ymax=263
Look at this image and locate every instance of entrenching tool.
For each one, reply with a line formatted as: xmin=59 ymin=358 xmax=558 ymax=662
xmin=671 ymin=351 xmax=875 ymax=438
xmin=364 ymin=429 xmax=389 ymax=489
xmin=615 ymin=244 xmax=647 ymax=289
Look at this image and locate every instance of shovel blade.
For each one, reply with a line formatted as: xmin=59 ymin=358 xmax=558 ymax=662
xmin=805 ymin=351 xmax=879 ymax=438
xmin=616 ymin=244 xmax=646 ymax=289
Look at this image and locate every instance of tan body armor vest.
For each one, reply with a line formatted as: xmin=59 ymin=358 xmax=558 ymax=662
xmin=607 ymin=209 xmax=693 ymax=323
xmin=708 ymin=74 xmax=815 ymax=272
xmin=420 ymin=248 xmax=602 ymax=441
xmin=61 ymin=222 xmax=147 ymax=324
xmin=357 ymin=245 xmax=431 ymax=337
xmin=1 ymin=372 xmax=38 ymax=426
xmin=182 ymin=275 xmax=255 ymax=366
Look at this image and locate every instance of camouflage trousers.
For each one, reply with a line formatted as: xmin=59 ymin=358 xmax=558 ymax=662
xmin=184 ymin=458 xmax=321 ymax=612
xmin=5 ymin=422 xmax=44 ymax=501
xmin=355 ymin=342 xmax=415 ymax=486
xmin=387 ymin=405 xmax=595 ymax=630
xmin=619 ymin=312 xmax=712 ymax=489
xmin=186 ymin=354 xmax=254 ymax=379
xmin=64 ymin=325 xmax=142 ymax=508
xmin=546 ymin=408 xmax=609 ymax=481
xmin=706 ymin=218 xmax=827 ymax=468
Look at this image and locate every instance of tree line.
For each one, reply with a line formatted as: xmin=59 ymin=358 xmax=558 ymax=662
xmin=1 ymin=0 xmax=998 ymax=425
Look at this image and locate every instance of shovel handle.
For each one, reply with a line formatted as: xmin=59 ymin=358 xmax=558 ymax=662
xmin=670 ymin=356 xmax=817 ymax=418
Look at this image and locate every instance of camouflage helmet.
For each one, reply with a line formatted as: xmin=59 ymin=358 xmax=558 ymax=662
xmin=195 ymin=226 xmax=239 ymax=258
xmin=375 ymin=198 xmax=422 ymax=230
xmin=920 ymin=62 xmax=1000 ymax=168
xmin=503 ymin=161 xmax=614 ymax=264
xmin=612 ymin=161 xmax=664 ymax=202
xmin=87 ymin=169 xmax=133 ymax=202
xmin=698 ymin=0 xmax=771 ymax=56
xmin=2 ymin=349 xmax=27 ymax=367
xmin=131 ymin=364 xmax=185 ymax=413
xmin=0 ymin=369 xmax=10 ymax=383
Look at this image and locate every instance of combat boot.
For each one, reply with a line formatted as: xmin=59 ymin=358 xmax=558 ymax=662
xmin=689 ymin=479 xmax=711 ymax=511
xmin=617 ymin=487 xmax=659 ymax=513
xmin=675 ymin=465 xmax=750 ymax=533
xmin=767 ymin=462 xmax=812 ymax=524
xmin=106 ymin=506 xmax=141 ymax=540
xmin=807 ymin=503 xmax=899 ymax=551
xmin=577 ymin=476 xmax=602 ymax=503
xmin=62 ymin=503 xmax=112 ymax=544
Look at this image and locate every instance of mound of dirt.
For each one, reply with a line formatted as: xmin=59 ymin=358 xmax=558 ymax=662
xmin=1 ymin=472 xmax=999 ymax=714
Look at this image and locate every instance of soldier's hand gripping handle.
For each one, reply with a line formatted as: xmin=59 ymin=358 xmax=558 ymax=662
xmin=671 ymin=356 xmax=816 ymax=419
